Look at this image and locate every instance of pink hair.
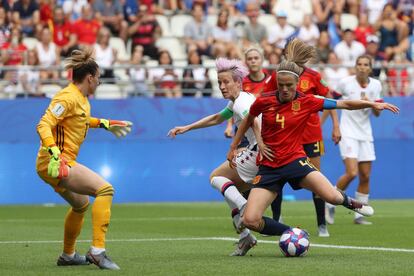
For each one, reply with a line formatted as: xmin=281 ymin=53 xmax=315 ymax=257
xmin=215 ymin=57 xmax=249 ymax=83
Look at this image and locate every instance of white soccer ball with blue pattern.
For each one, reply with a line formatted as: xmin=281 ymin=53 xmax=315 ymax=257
xmin=279 ymin=228 xmax=310 ymax=257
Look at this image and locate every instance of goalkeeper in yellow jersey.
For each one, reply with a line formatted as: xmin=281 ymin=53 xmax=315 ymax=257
xmin=36 ymin=49 xmax=132 ymax=270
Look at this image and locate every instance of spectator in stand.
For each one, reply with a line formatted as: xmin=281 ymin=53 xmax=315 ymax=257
xmin=182 ymin=49 xmax=211 ymax=97
xmin=315 ymin=31 xmax=331 ymax=64
xmin=268 ymin=10 xmax=296 ymax=49
xmin=16 ymin=49 xmax=43 ymax=97
xmin=71 ymin=4 xmax=101 ymax=48
xmin=335 ymin=0 xmax=359 ymax=16
xmin=272 ymin=0 xmax=313 ymax=27
xmin=361 ymin=0 xmax=388 ymax=25
xmin=62 ymin=0 xmax=88 ymax=21
xmin=374 ymin=3 xmax=409 ymax=60
xmin=365 ymin=34 xmax=384 ymax=77
xmin=266 ymin=49 xmax=281 ymax=75
xmin=93 ymin=0 xmax=128 ymax=42
xmin=241 ymin=2 xmax=268 ymax=52
xmin=312 ymin=0 xmax=335 ymax=32
xmin=0 ymin=7 xmax=11 ymax=49
xmin=323 ymin=51 xmax=350 ymax=90
xmin=149 ymin=49 xmax=182 ymax=98
xmin=211 ymin=8 xmax=238 ymax=58
xmin=93 ymin=26 xmax=117 ymax=83
xmin=128 ymin=4 xmax=161 ymax=60
xmin=400 ymin=28 xmax=414 ymax=62
xmin=39 ymin=0 xmax=54 ymax=28
xmin=297 ymin=14 xmax=320 ymax=46
xmin=48 ymin=6 xmax=77 ymax=57
xmin=184 ymin=3 xmax=213 ymax=57
xmin=354 ymin=13 xmax=375 ymax=47
xmin=1 ymin=27 xmax=27 ymax=83
xmin=334 ymin=29 xmax=366 ymax=67
xmin=12 ymin=0 xmax=40 ymax=37
xmin=128 ymin=45 xmax=149 ymax=97
xmin=387 ymin=53 xmax=410 ymax=96
xmin=36 ymin=27 xmax=60 ymax=81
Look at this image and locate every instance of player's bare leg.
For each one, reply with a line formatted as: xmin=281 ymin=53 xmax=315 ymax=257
xmin=326 ymin=158 xmax=358 ymax=224
xmin=59 ymin=163 xmax=120 ymax=270
xmin=300 ymin=171 xmax=374 ymax=217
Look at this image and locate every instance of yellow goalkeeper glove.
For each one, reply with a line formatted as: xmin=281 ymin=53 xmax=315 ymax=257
xmin=47 ymin=145 xmax=69 ymax=179
xmin=99 ymin=119 xmax=133 ymax=138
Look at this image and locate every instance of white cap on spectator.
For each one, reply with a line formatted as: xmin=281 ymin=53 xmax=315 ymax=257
xmin=366 ymin=35 xmax=379 ymax=44
xmin=276 ymin=10 xmax=288 ymax=18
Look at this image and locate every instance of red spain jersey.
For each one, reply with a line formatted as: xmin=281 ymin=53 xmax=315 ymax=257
xmin=297 ymin=67 xmax=330 ymax=144
xmin=242 ymin=70 xmax=277 ymax=97
xmin=71 ymin=19 xmax=101 ymax=45
xmin=249 ymin=93 xmax=325 ymax=168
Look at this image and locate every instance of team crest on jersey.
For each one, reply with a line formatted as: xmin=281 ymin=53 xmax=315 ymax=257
xmin=252 ymin=175 xmax=261 ymax=185
xmin=300 ymin=80 xmax=309 ymax=91
xmin=291 ymin=100 xmax=301 ymax=112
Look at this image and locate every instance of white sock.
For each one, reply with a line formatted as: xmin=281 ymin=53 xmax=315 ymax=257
xmin=62 ymin=252 xmax=75 ymax=260
xmin=211 ymin=176 xmax=247 ymax=210
xmin=90 ymin=246 xmax=105 ymax=255
xmin=240 ymin=228 xmax=250 ymax=239
xmin=354 ymin=191 xmax=369 ymax=219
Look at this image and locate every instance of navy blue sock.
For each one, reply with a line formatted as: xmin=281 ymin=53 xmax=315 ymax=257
xmin=259 ymin=216 xmax=290 ymax=236
xmin=271 ymin=194 xmax=283 ymax=221
xmin=313 ymin=192 xmax=326 ymax=226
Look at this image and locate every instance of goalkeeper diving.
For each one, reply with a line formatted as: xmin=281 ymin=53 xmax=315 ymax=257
xmin=36 ymin=48 xmax=132 ymax=270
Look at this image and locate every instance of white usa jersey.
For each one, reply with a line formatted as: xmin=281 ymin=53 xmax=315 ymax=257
xmin=337 ymin=75 xmax=382 ymax=141
xmin=226 ymin=92 xmax=259 ymax=145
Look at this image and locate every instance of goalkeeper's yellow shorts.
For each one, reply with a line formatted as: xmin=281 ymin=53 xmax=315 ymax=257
xmin=36 ymin=155 xmax=76 ymax=193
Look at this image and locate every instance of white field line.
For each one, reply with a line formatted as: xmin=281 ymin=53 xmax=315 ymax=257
xmin=0 ymin=237 xmax=413 ymax=253
xmin=1 ymin=214 xmax=412 ymax=223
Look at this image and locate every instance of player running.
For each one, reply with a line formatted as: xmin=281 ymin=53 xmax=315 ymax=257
xmin=36 ymin=49 xmax=132 ymax=270
xmin=168 ymin=57 xmax=291 ymax=256
xmin=227 ymin=55 xmax=399 ymax=239
xmin=325 ymin=55 xmax=384 ymax=225
xmin=270 ymin=38 xmax=341 ymax=237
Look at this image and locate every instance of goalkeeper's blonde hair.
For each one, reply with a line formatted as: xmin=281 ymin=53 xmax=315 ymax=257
xmin=65 ymin=48 xmax=99 ymax=83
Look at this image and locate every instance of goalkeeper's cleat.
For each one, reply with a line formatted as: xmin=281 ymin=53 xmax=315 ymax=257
xmin=354 ymin=217 xmax=373 ymax=225
xmin=86 ymin=250 xmax=120 ymax=270
xmin=325 ymin=205 xmax=335 ymax=225
xmin=57 ymin=252 xmax=90 ymax=266
xmin=341 ymin=193 xmax=374 ymax=217
xmin=230 ymin=233 xmax=257 ymax=256
xmin=99 ymin=119 xmax=133 ymax=138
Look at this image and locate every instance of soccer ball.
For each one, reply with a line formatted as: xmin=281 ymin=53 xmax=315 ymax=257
xmin=279 ymin=228 xmax=310 ymax=257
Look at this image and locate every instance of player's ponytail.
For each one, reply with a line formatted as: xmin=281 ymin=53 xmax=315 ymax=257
xmin=64 ymin=48 xmax=99 ymax=83
xmin=283 ymin=38 xmax=316 ymax=67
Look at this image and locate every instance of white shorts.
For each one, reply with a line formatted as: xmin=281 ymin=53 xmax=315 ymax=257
xmin=339 ymin=137 xmax=376 ymax=162
xmin=235 ymin=146 xmax=259 ymax=183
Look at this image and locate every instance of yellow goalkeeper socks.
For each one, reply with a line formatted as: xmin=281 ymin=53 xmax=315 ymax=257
xmin=92 ymin=184 xmax=114 ymax=249
xmin=63 ymin=202 xmax=89 ymax=255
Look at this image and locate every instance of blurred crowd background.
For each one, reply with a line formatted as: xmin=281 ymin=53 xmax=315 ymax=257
xmin=0 ymin=0 xmax=414 ymax=99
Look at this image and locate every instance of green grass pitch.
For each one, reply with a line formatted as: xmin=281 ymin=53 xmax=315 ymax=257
xmin=1 ymin=200 xmax=413 ymax=275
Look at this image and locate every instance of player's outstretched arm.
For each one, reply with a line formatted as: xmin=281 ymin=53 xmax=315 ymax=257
xmin=101 ymin=119 xmax=133 ymax=138
xmin=167 ymin=113 xmax=225 ymax=138
xmin=336 ymin=100 xmax=400 ymax=114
